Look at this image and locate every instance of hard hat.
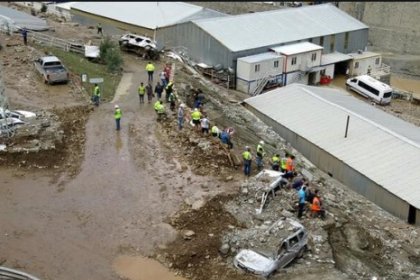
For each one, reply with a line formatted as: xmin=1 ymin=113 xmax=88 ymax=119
xmin=259 ymin=140 xmax=264 ymax=145
xmin=114 ymin=104 xmax=119 ymax=108
xmin=180 ymin=103 xmax=185 ymax=108
xmin=194 ymin=108 xmax=198 ymax=111
xmin=245 ymin=146 xmax=250 ymax=150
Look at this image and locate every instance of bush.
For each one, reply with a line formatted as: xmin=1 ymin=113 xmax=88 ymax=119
xmin=99 ymin=36 xmax=123 ymax=74
xmin=40 ymin=3 xmax=47 ymax=13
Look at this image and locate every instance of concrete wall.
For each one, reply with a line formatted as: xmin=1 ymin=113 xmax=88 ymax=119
xmin=339 ymin=2 xmax=420 ymax=55
xmin=243 ymin=104 xmax=417 ymax=225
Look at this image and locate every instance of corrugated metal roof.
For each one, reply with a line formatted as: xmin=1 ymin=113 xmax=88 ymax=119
xmin=271 ymin=42 xmax=323 ymax=55
xmin=244 ymin=84 xmax=420 ymax=209
xmin=70 ymin=2 xmax=224 ymax=29
xmin=193 ymin=3 xmax=368 ymax=52
xmin=321 ymin=52 xmax=352 ymax=65
xmin=347 ymin=51 xmax=381 ymax=60
xmin=238 ymin=52 xmax=282 ymax=64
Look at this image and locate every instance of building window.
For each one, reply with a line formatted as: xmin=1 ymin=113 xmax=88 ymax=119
xmin=354 ymin=62 xmax=359 ymax=69
xmin=291 ymin=57 xmax=297 ymax=65
xmin=344 ymin=32 xmax=349 ymax=49
xmin=330 ymin=34 xmax=335 ymax=52
xmin=274 ymin=61 xmax=279 ymax=68
xmin=308 ymin=38 xmax=313 ymax=43
xmin=255 ymin=64 xmax=260 ymax=72
xmin=311 ymin=53 xmax=317 ymax=61
xmin=375 ymin=57 xmax=380 ymax=65
xmin=319 ymin=36 xmax=324 ymax=46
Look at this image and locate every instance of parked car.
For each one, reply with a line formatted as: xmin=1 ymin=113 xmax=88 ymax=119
xmin=0 ymin=266 xmax=41 ymax=280
xmin=233 ymin=219 xmax=308 ymax=278
xmin=34 ymin=56 xmax=69 ymax=85
xmin=346 ymin=75 xmax=393 ymax=105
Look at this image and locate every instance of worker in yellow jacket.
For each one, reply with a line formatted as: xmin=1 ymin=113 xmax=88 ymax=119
xmin=145 ymin=62 xmax=155 ymax=82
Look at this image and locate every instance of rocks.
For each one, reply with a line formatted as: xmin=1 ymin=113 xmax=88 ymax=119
xmin=225 ymin=176 xmax=233 ymax=181
xmin=219 ymin=243 xmax=230 ymax=256
xmin=192 ymin=199 xmax=206 ymax=210
xmin=182 ymin=230 xmax=195 ymax=240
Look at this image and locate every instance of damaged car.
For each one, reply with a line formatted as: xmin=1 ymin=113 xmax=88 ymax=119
xmin=233 ymin=219 xmax=308 ymax=278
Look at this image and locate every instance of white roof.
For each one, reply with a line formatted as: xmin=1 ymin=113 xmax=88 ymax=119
xmin=193 ymin=3 xmax=368 ymax=52
xmin=238 ymin=52 xmax=282 ymax=64
xmin=270 ymin=42 xmax=323 ymax=55
xmin=70 ymin=2 xmax=223 ymax=29
xmin=55 ymin=2 xmax=77 ymax=11
xmin=244 ymin=84 xmax=420 ymax=209
xmin=321 ymin=52 xmax=352 ymax=65
xmin=347 ymin=51 xmax=381 ymax=60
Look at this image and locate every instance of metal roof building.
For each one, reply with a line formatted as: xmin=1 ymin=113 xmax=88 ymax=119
xmin=158 ymin=3 xmax=369 ymax=69
xmin=244 ymin=84 xmax=420 ymax=225
xmin=69 ymin=2 xmax=226 ymax=39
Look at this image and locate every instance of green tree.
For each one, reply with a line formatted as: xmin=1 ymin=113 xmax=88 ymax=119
xmin=99 ymin=36 xmax=123 ymax=74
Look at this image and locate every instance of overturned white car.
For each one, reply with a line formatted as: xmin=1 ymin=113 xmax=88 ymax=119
xmin=233 ymin=219 xmax=308 ymax=278
xmin=118 ymin=33 xmax=160 ymax=60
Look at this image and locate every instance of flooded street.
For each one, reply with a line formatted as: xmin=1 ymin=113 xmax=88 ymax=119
xmin=0 ymin=58 xmax=224 ymax=280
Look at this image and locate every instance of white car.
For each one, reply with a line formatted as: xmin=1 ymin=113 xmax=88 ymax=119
xmin=233 ymin=220 xmax=308 ymax=278
xmin=118 ymin=33 xmax=157 ymax=50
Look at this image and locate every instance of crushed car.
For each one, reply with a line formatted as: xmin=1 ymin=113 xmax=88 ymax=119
xmin=118 ymin=33 xmax=160 ymax=60
xmin=233 ymin=218 xmax=308 ymax=278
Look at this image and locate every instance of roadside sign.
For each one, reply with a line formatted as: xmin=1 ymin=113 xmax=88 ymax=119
xmin=81 ymin=73 xmax=87 ymax=83
xmin=89 ymin=77 xmax=104 ymax=84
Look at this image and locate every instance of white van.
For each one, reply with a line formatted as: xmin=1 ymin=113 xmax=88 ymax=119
xmin=346 ymin=75 xmax=393 ymax=105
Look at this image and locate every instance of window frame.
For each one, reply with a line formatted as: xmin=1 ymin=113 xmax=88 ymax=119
xmin=291 ymin=57 xmax=297 ymax=65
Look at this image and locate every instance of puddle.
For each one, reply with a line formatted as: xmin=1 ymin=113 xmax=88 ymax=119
xmin=390 ymin=76 xmax=420 ymax=98
xmin=113 ymin=255 xmax=187 ymax=280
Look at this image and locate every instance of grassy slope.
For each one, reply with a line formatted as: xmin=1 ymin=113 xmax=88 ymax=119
xmin=41 ymin=47 xmax=121 ymax=101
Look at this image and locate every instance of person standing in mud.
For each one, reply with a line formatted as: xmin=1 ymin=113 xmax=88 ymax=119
xmin=114 ymin=104 xmax=122 ymax=131
xmin=92 ymin=83 xmax=101 ymax=106
xmin=242 ymin=146 xmax=252 ymax=177
xmin=146 ymin=82 xmax=153 ymax=104
xmin=21 ymin=27 xmax=28 ymax=45
xmin=177 ymin=103 xmax=185 ymax=130
xmin=145 ymin=62 xmax=155 ymax=82
xmin=154 ymin=81 xmax=164 ymax=100
xmin=138 ymin=82 xmax=146 ymax=104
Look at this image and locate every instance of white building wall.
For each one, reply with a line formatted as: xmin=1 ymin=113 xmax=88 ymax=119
xmin=237 ymin=56 xmax=283 ymax=81
xmin=284 ymin=50 xmax=322 ymax=73
xmin=350 ymin=55 xmax=382 ymax=76
xmin=323 ymin=64 xmax=335 ymax=78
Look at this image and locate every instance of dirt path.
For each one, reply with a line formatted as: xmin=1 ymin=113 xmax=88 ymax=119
xmin=0 ymin=56 xmax=226 ymax=280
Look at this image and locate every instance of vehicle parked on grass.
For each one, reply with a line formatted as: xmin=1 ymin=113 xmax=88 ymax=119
xmin=118 ymin=33 xmax=160 ymax=60
xmin=233 ymin=219 xmax=308 ymax=278
xmin=346 ymin=75 xmax=393 ymax=105
xmin=34 ymin=56 xmax=69 ymax=85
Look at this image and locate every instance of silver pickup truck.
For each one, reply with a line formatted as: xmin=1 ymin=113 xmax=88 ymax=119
xmin=34 ymin=56 xmax=69 ymax=85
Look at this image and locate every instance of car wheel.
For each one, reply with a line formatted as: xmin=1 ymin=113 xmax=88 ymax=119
xmin=297 ymin=246 xmax=306 ymax=258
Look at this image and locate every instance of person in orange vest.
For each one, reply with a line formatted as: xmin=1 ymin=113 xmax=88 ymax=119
xmin=311 ymin=189 xmax=326 ymax=219
xmin=285 ymin=154 xmax=296 ymax=177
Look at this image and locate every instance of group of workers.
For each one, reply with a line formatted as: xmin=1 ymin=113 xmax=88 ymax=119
xmin=242 ymin=142 xmax=325 ymax=219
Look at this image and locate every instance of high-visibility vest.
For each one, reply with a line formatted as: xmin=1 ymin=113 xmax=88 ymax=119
xmin=257 ymin=144 xmax=264 ymax=157
xmin=286 ymin=157 xmax=294 ymax=171
xmin=146 ymin=63 xmax=155 ymax=72
xmin=272 ymin=156 xmax=280 ymax=165
xmin=114 ymin=108 xmax=122 ymax=119
xmin=157 ymin=103 xmax=165 ymax=114
xmin=138 ymin=85 xmax=146 ymax=95
xmin=94 ymin=86 xmax=100 ymax=96
xmin=281 ymin=158 xmax=287 ymax=170
xmin=154 ymin=101 xmax=161 ymax=111
xmin=211 ymin=126 xmax=219 ymax=134
xmin=191 ymin=111 xmax=201 ymax=120
xmin=311 ymin=196 xmax=321 ymax=212
xmin=242 ymin=151 xmax=251 ymax=160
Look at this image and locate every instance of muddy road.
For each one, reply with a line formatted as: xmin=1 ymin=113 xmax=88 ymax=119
xmin=0 ymin=57 xmax=232 ymax=280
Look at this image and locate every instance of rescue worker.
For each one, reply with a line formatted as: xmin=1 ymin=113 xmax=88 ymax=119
xmin=156 ymin=100 xmax=166 ymax=121
xmin=165 ymin=80 xmax=174 ymax=103
xmin=220 ymin=129 xmax=233 ymax=149
xmin=154 ymin=99 xmax=161 ymax=114
xmin=114 ymin=104 xmax=122 ymax=131
xmin=154 ymin=81 xmax=164 ymax=100
xmin=286 ymin=154 xmax=296 ymax=175
xmin=138 ymin=82 xmax=146 ymax=104
xmin=242 ymin=146 xmax=252 ymax=177
xmin=280 ymin=153 xmax=288 ymax=173
xmin=92 ymin=83 xmax=101 ymax=106
xmin=200 ymin=114 xmax=210 ymax=135
xmin=177 ymin=103 xmax=185 ymax=130
xmin=164 ymin=64 xmax=171 ymax=83
xmin=191 ymin=108 xmax=202 ymax=131
xmin=256 ymin=140 xmax=266 ymax=171
xmin=297 ymin=185 xmax=307 ymax=219
xmin=146 ymin=82 xmax=153 ymax=104
xmin=145 ymin=62 xmax=155 ymax=82
xmin=271 ymin=153 xmax=280 ymax=171
xmin=159 ymin=71 xmax=167 ymax=88
xmin=21 ymin=27 xmax=28 ymax=45
xmin=168 ymin=91 xmax=176 ymax=111
xmin=97 ymin=23 xmax=103 ymax=35
xmin=211 ymin=124 xmax=220 ymax=138
xmin=311 ymin=189 xmax=326 ymax=219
